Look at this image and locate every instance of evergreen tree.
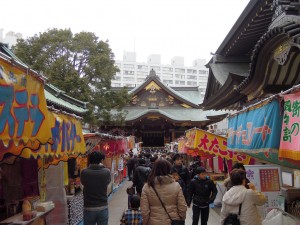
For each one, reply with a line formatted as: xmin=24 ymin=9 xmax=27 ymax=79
xmin=13 ymin=28 xmax=131 ymax=126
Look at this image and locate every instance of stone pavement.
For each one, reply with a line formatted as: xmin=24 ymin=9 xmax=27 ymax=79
xmin=108 ymin=180 xmax=221 ymax=225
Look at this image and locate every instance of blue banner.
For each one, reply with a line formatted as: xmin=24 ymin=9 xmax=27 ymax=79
xmin=227 ymin=100 xmax=283 ymax=152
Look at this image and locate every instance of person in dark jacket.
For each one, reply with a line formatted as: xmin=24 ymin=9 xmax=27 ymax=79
xmin=187 ymin=166 xmax=218 ymax=225
xmin=171 ymin=168 xmax=188 ymax=203
xmin=172 ymin=154 xmax=190 ymax=187
xmin=81 ymin=151 xmax=111 ymax=225
xmin=132 ymin=158 xmax=151 ymax=196
xmin=127 ymin=154 xmax=139 ymax=181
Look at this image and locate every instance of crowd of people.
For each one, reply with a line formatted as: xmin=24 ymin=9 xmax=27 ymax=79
xmin=80 ymin=150 xmax=267 ymax=225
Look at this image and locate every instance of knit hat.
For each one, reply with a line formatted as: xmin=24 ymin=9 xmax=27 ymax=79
xmin=195 ymin=166 xmax=206 ymax=174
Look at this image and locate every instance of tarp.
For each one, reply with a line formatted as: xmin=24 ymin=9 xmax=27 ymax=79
xmin=185 ymin=128 xmax=252 ymax=164
xmin=227 ymin=100 xmax=282 ymax=153
xmin=0 ymin=57 xmax=52 ymax=161
xmin=279 ymin=92 xmax=300 ymax=160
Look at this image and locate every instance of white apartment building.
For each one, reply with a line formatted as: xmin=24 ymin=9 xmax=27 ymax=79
xmin=112 ymin=52 xmax=209 ymax=95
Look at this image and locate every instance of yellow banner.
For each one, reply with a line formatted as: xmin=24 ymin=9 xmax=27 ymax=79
xmin=22 ymin=112 xmax=86 ymax=159
xmin=186 ymin=129 xmax=252 ymax=164
xmin=0 ymin=58 xmax=52 ymax=160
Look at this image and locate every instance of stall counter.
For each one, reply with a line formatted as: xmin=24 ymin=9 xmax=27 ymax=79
xmin=0 ymin=206 xmax=54 ymax=225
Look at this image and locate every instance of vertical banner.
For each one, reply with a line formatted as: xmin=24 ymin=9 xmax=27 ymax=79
xmin=227 ymin=100 xmax=282 ymax=153
xmin=279 ymin=92 xmax=300 ymax=160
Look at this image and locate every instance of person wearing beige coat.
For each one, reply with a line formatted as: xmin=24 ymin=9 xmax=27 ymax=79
xmin=140 ymin=159 xmax=187 ymax=225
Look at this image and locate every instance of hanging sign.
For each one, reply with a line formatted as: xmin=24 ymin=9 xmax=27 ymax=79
xmin=279 ymin=92 xmax=300 ymax=160
xmin=186 ymin=129 xmax=252 ymax=164
xmin=22 ymin=112 xmax=86 ymax=159
xmin=227 ymin=100 xmax=282 ymax=152
xmin=0 ymin=59 xmax=52 ymax=161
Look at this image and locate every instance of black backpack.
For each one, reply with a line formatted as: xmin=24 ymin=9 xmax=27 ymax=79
xmin=223 ymin=204 xmax=242 ymax=225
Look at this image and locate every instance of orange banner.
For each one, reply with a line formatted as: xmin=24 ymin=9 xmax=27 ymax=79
xmin=186 ymin=128 xmax=252 ymax=164
xmin=0 ymin=58 xmax=52 ymax=160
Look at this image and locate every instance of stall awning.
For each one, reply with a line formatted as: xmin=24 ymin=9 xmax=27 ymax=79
xmin=227 ymin=100 xmax=282 ymax=153
xmin=22 ymin=111 xmax=86 ymax=158
xmin=0 ymin=53 xmax=86 ymax=162
xmin=0 ymin=57 xmax=52 ymax=161
xmin=84 ymin=133 xmax=128 ymax=156
xmin=185 ymin=128 xmax=252 ymax=164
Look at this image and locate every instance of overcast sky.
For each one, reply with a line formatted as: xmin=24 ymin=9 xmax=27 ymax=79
xmin=2 ymin=0 xmax=250 ymax=66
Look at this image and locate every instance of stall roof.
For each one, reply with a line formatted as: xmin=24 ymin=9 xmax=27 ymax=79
xmin=45 ymin=83 xmax=88 ymax=115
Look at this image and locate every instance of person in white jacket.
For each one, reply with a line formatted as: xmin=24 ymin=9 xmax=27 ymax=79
xmin=220 ymin=169 xmax=267 ymax=225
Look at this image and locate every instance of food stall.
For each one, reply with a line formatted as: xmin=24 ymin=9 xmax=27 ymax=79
xmin=228 ymin=97 xmax=300 ymax=221
xmin=183 ymin=128 xmax=255 ymax=206
xmin=0 ymin=44 xmax=53 ymax=224
xmin=84 ymin=133 xmax=129 ymax=193
xmin=0 ymin=43 xmax=87 ymax=225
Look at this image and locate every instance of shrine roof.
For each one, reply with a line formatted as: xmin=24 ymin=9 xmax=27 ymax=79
xmin=114 ymin=107 xmax=227 ymax=123
xmin=129 ymin=69 xmax=200 ymax=108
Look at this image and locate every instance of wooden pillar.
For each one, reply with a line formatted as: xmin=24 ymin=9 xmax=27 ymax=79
xmin=171 ymin=129 xmax=175 ymax=142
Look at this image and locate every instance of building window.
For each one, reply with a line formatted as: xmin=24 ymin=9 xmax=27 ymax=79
xmin=123 ymin=64 xmax=134 ymax=69
xmin=187 ymin=69 xmax=197 ymax=74
xmin=175 ymin=74 xmax=185 ymax=79
xmin=124 ymin=70 xmax=135 ymax=75
xmin=163 ymin=80 xmax=173 ymax=85
xmin=198 ymin=77 xmax=208 ymax=82
xmin=199 ymin=70 xmax=208 ymax=74
xmin=137 ymin=65 xmax=148 ymax=70
xmin=123 ymin=77 xmax=134 ymax=82
xmin=187 ymin=81 xmax=197 ymax=86
xmin=150 ymin=66 xmax=160 ymax=72
xmin=175 ymin=68 xmax=185 ymax=73
xmin=187 ymin=75 xmax=197 ymax=80
xmin=175 ymin=80 xmax=185 ymax=85
xmin=163 ymin=73 xmax=173 ymax=79
xmin=162 ymin=67 xmax=173 ymax=72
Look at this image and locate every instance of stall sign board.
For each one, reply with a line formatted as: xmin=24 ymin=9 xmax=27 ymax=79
xmin=228 ymin=100 xmax=282 ymax=152
xmin=186 ymin=129 xmax=252 ymax=164
xmin=245 ymin=165 xmax=282 ymax=218
xmin=279 ymin=92 xmax=300 ymax=160
xmin=0 ymin=59 xmax=52 ymax=160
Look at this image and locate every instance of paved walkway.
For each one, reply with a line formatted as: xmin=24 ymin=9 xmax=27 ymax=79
xmin=108 ymin=180 xmax=221 ymax=225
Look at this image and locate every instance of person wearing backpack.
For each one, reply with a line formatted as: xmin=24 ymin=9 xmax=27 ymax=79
xmin=220 ymin=168 xmax=267 ymax=225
